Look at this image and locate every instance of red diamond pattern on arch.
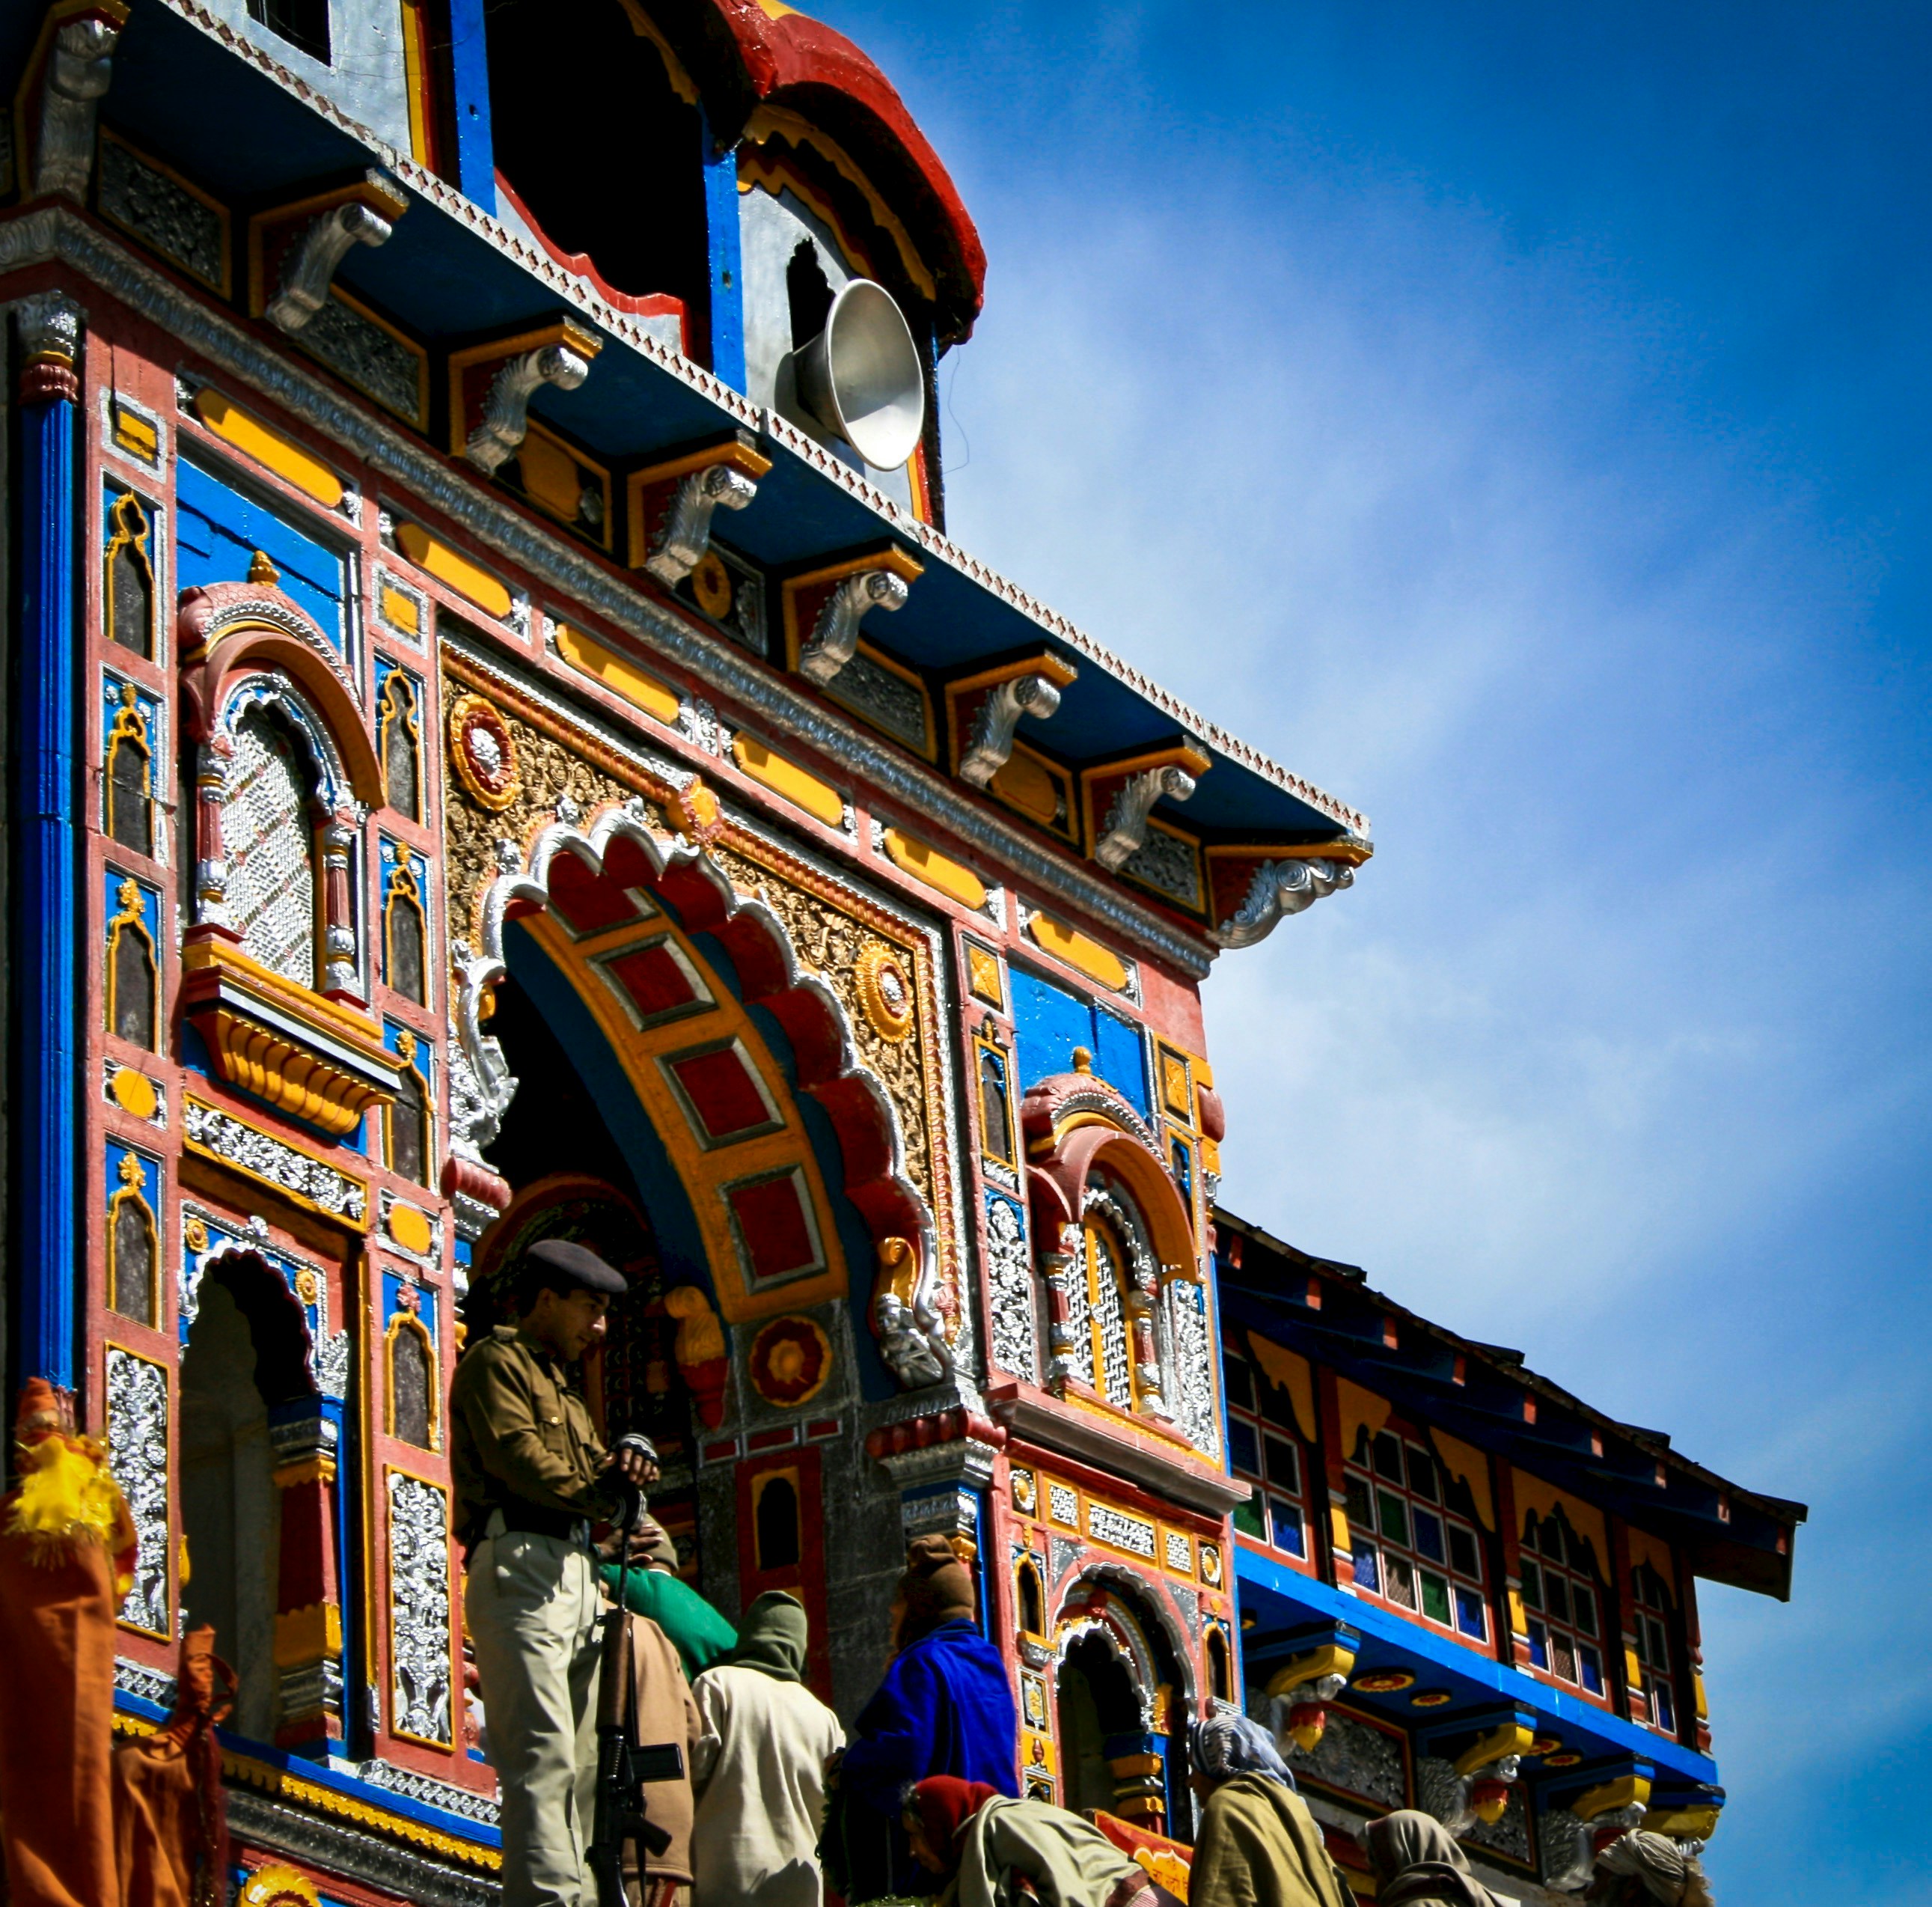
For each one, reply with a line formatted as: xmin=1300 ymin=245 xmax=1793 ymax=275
xmin=724 ymin=1167 xmax=828 ymax=1289
xmin=662 ymin=1038 xmax=785 ymax=1147
xmin=590 ymin=933 xmax=714 ymax=1030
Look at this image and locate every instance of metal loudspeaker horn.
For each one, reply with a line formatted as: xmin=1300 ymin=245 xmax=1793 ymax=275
xmin=793 ymin=278 xmax=926 ymax=471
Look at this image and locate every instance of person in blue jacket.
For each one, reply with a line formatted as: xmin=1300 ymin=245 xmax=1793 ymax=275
xmin=825 ymin=1535 xmax=1020 ymax=1901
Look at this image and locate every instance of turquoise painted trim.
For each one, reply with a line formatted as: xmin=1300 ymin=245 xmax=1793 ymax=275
xmin=13 ymin=376 xmax=79 ymax=1391
xmin=702 ymin=109 xmax=747 ymax=391
xmin=1233 ymin=1543 xmax=1718 ymax=1785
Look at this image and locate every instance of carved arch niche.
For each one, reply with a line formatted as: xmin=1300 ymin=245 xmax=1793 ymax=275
xmin=1022 ymin=1059 xmax=1222 ymax=1459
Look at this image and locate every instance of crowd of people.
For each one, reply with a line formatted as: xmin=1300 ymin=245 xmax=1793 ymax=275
xmin=447 ymin=1239 xmax=1720 ymax=1907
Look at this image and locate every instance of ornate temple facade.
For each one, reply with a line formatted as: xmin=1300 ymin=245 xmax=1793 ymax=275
xmin=0 ymin=3 xmax=1797 ymax=1904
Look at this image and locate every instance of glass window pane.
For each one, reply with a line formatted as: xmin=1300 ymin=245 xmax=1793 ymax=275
xmin=1455 ymin=1586 xmax=1487 ymax=1638
xmin=1651 ymin=1680 xmax=1676 ymax=1734
xmin=1579 ymin=1644 xmax=1604 ymax=1694
xmin=1351 ymin=1539 xmax=1379 ymax=1593
xmin=1406 ymin=1445 xmax=1438 ymax=1501
xmin=1384 ymin=1556 xmax=1416 ymax=1608
xmin=1449 ymin=1525 xmax=1479 ymax=1579
xmin=1551 ymin=1634 xmax=1577 ymax=1682
xmin=1573 ymin=1586 xmax=1598 ymax=1636
xmin=1540 ymin=1516 xmax=1567 ymax=1563
xmin=1265 ymin=1437 xmax=1300 ymax=1493
xmin=1223 ymin=1359 xmax=1254 ymax=1411
xmin=1345 ymin=1471 xmax=1374 ymax=1532
xmin=1373 ymin=1431 xmax=1405 ymax=1481
xmin=1544 ymin=1575 xmax=1571 ymax=1626
xmin=1376 ymin=1489 xmax=1409 ymax=1549
xmin=1229 ymin=1419 xmax=1260 ymax=1477
xmin=1272 ymin=1501 xmax=1305 ymax=1558
xmin=1519 ymin=1560 xmax=1543 ymax=1609
xmin=114 ymin=925 xmax=158 ymax=1049
xmin=1648 ymin=1616 xmax=1671 ymax=1666
xmin=1420 ymin=1571 xmax=1451 ymax=1623
xmin=1526 ymin=1620 xmax=1548 ymax=1668
xmin=1234 ymin=1491 xmax=1265 ymax=1540
xmin=1413 ymin=1508 xmax=1446 ymax=1563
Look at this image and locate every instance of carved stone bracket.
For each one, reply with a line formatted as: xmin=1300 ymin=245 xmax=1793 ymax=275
xmin=263 ymin=174 xmax=407 ymax=334
xmin=628 ymin=436 xmax=772 ymax=586
xmin=953 ymin=656 xmax=1077 ymax=788
xmin=28 ymin=3 xmax=123 ymax=203
xmin=1210 ymin=855 xmax=1353 ymax=947
xmin=800 ymin=567 xmax=911 ymax=685
xmin=1095 ymin=762 xmax=1199 ymax=871
xmin=447 ymin=319 xmax=603 ymax=476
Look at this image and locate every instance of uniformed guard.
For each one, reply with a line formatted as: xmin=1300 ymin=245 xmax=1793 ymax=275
xmin=452 ymin=1238 xmax=657 ymax=1907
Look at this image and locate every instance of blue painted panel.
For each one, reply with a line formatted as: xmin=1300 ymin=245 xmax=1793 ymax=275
xmin=104 ymin=1142 xmax=162 ymax=1216
xmin=14 ymin=382 xmax=79 ymax=1391
xmin=445 ymin=0 xmax=496 ymax=210
xmin=175 ymin=456 xmax=345 ymax=646
xmin=382 ymin=1269 xmax=438 ymax=1335
xmin=701 ymin=109 xmax=746 ymax=390
xmin=103 ymin=867 xmax=162 ymax=945
xmin=1010 ymin=967 xmax=1152 ymax=1119
xmin=383 ymin=1019 xmax=434 ymax=1083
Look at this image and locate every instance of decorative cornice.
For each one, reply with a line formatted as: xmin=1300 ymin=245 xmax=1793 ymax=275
xmin=0 ymin=204 xmax=1229 ymax=974
xmin=1209 ymin=856 xmax=1355 ymax=949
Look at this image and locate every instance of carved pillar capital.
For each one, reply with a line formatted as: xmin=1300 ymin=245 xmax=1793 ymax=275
xmin=14 ymin=288 xmax=84 ymax=403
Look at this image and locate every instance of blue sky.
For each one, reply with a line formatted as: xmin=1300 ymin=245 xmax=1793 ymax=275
xmin=812 ymin=4 xmax=1930 ymax=1898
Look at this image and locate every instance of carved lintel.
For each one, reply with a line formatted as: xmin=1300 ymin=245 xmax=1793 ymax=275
xmin=467 ymin=343 xmax=591 ymax=474
xmin=1210 ymin=857 xmax=1354 ymax=948
xmin=645 ymin=462 xmax=759 ymax=585
xmin=1095 ymin=763 xmax=1197 ymax=871
xmin=267 ymin=195 xmax=399 ymax=334
xmin=799 ymin=567 xmax=911 ymax=686
xmin=32 ymin=7 xmax=123 ymax=202
xmin=959 ymin=672 xmax=1064 ymax=787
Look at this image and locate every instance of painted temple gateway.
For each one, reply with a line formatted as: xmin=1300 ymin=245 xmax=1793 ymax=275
xmin=0 ymin=1 xmax=1802 ymax=1903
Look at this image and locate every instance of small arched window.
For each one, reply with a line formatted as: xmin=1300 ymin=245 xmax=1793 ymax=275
xmin=1016 ymin=1557 xmax=1044 ymax=1635
xmin=106 ymin=879 xmax=159 ymax=1050
xmin=104 ymin=491 xmax=156 ymax=658
xmin=387 ymin=1037 xmax=431 ymax=1185
xmin=107 ymin=1151 xmax=159 ymax=1326
xmin=978 ymin=1046 xmax=1013 ymax=1165
xmin=379 ymin=671 xmax=421 ymax=822
xmin=385 ymin=863 xmax=427 ymax=1004
xmin=388 ymin=1316 xmax=435 ymax=1447
xmin=106 ymin=688 xmax=154 ymax=856
xmin=1205 ymin=1624 xmax=1232 ymax=1702
xmin=224 ymin=704 xmax=317 ymax=986
xmin=753 ymin=1471 xmax=801 ymax=1572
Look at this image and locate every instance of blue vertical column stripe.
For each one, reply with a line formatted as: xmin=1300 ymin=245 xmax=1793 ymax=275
xmin=13 ymin=337 xmax=81 ymax=1391
xmin=701 ymin=110 xmax=747 ymax=391
xmin=445 ymin=0 xmax=496 ymax=212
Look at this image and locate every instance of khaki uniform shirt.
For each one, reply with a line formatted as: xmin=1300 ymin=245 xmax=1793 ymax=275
xmin=449 ymin=1325 xmax=616 ymax=1544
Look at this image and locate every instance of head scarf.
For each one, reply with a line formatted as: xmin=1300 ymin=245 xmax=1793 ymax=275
xmin=894 ymin=1535 xmax=976 ymax=1648
xmin=907 ymin=1775 xmax=1000 ymax=1858
xmin=1597 ymin=1832 xmax=1716 ymax=1907
xmin=724 ymin=1590 xmax=809 ymax=1682
xmin=1188 ymin=1710 xmax=1298 ymax=1789
xmin=1364 ymin=1811 xmax=1504 ymax=1907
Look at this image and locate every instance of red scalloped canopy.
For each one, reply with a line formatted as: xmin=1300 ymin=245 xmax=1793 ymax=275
xmin=667 ymin=0 xmax=987 ymax=339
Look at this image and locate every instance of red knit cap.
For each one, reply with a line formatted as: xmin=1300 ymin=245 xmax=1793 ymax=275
xmin=910 ymin=1775 xmax=1000 ymax=1852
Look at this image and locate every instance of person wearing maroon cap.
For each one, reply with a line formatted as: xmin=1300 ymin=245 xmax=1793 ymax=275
xmin=452 ymin=1238 xmax=658 ymax=1907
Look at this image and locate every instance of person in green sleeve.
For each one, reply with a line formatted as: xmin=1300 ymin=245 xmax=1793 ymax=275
xmin=451 ymin=1238 xmax=657 ymax=1907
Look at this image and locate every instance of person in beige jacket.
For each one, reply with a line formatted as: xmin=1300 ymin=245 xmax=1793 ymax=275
xmin=623 ymin=1610 xmax=704 ymax=1907
xmin=688 ymin=1593 xmax=845 ymax=1907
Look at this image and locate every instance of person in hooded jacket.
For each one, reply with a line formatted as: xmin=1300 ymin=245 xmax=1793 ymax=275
xmin=1362 ymin=1812 xmax=1508 ymax=1907
xmin=1185 ymin=1712 xmax=1354 ymax=1907
xmin=1589 ymin=1831 xmax=1716 ymax=1907
xmin=688 ymin=1591 xmax=845 ymax=1907
xmin=825 ymin=1537 xmax=1020 ymax=1902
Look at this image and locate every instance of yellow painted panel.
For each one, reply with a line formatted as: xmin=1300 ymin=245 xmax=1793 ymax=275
xmin=1336 ymin=1376 xmax=1392 ymax=1462
xmin=1626 ymin=1523 xmax=1678 ymax=1591
xmin=553 ymin=622 xmax=679 ymax=724
xmin=394 ymin=522 xmax=512 ymax=620
xmin=379 ymin=585 xmax=421 ymax=637
xmin=192 ymin=390 xmax=343 ymax=508
xmin=884 ymin=829 xmax=987 ymax=909
xmin=113 ymin=403 xmax=158 ymax=461
xmin=518 ymin=429 xmax=585 ymax=522
xmin=1511 ymin=1468 xmax=1610 ymax=1566
xmin=1428 ymin=1427 xmax=1497 ymax=1532
xmin=1244 ymin=1334 xmax=1318 ymax=1445
xmin=387 ymin=1203 xmax=433 ymax=1254
xmin=732 ymin=735 xmax=844 ymax=826
xmin=109 ymin=1067 xmax=158 ymax=1121
xmin=991 ymin=748 xmax=1060 ymax=826
xmin=1025 ymin=912 xmax=1127 ymax=991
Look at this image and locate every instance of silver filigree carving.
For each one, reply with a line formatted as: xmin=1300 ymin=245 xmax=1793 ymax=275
xmin=291 ymin=279 xmax=423 ymax=421
xmin=447 ymin=992 xmax=518 ymax=1165
xmin=106 ymin=1347 xmax=170 ymax=1635
xmin=1284 ymin=1709 xmax=1404 ymax=1804
xmin=646 ymin=461 xmax=759 ymax=586
xmin=1166 ymin=1277 xmax=1220 ymax=1461
xmin=1538 ymin=1808 xmax=1597 ymax=1894
xmin=268 ymin=192 xmax=398 ymax=333
xmin=676 ymin=697 xmax=730 ymax=757
xmin=182 ymin=1099 xmax=367 ymax=1221
xmin=875 ymin=1278 xmax=951 ymax=1391
xmin=14 ymin=288 xmax=82 ymax=364
xmin=34 ymin=13 xmax=119 ymax=201
xmin=959 ymin=672 xmax=1065 ymax=787
xmin=97 ymin=138 xmax=221 ymax=287
xmin=1096 ymin=763 xmax=1198 ymax=872
xmin=315 ymin=1328 xmax=351 ymax=1401
xmin=1119 ymin=827 xmax=1202 ymax=908
xmin=1212 ymin=858 xmax=1355 ymax=949
xmin=468 ymin=343 xmax=590 ymax=475
xmin=798 ymin=567 xmax=911 ymax=685
xmin=1086 ymin=1501 xmax=1156 ymax=1558
xmin=356 ymin=1758 xmax=500 ymax=1825
xmin=984 ymin=1195 xmax=1037 ymax=1382
xmin=1462 ymin=1782 xmax=1532 ymax=1866
xmin=387 ymin=1472 xmax=454 ymax=1745
xmin=116 ymin=1656 xmax=177 ymax=1708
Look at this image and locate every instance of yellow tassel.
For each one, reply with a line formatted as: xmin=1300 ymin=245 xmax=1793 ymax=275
xmin=5 ymin=1434 xmax=124 ymax=1563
